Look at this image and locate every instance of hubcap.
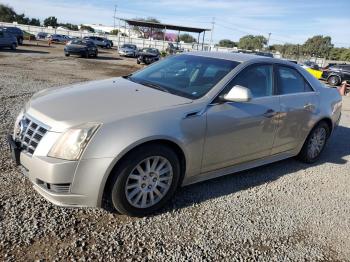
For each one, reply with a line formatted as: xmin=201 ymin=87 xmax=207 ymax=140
xmin=125 ymin=156 xmax=173 ymax=208
xmin=307 ymin=127 xmax=327 ymax=159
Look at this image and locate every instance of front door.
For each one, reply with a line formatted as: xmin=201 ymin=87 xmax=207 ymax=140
xmin=202 ymin=64 xmax=280 ymax=172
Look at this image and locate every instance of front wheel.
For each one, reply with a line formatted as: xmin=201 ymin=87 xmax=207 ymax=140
xmin=18 ymin=38 xmax=23 ymax=45
xmin=298 ymin=122 xmax=330 ymax=163
xmin=10 ymin=43 xmax=17 ymax=50
xmin=108 ymin=144 xmax=180 ymax=216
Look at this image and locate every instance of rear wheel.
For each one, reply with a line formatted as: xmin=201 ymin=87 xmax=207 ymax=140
xmin=298 ymin=121 xmax=330 ymax=163
xmin=10 ymin=43 xmax=16 ymax=50
xmin=107 ymin=144 xmax=180 ymax=216
xmin=18 ymin=37 xmax=23 ymax=45
xmin=327 ymin=75 xmax=340 ymax=86
xmin=65 ymin=53 xmax=70 ymax=57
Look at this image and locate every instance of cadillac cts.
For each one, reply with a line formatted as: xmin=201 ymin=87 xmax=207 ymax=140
xmin=8 ymin=52 xmax=342 ymax=216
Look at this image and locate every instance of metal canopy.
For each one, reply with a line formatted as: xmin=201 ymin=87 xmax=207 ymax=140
xmin=121 ymin=19 xmax=210 ymax=33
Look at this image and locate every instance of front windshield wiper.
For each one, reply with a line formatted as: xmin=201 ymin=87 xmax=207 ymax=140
xmin=136 ymin=80 xmax=170 ymax=94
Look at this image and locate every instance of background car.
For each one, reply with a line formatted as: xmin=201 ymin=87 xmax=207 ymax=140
xmin=0 ymin=26 xmax=23 ymax=45
xmin=83 ymin=36 xmax=112 ymax=48
xmin=64 ymin=39 xmax=98 ymax=58
xmin=322 ymin=64 xmax=350 ymax=86
xmin=0 ymin=29 xmax=17 ymax=50
xmin=137 ymin=48 xmax=160 ymax=64
xmin=301 ymin=61 xmax=323 ymax=79
xmin=49 ymin=34 xmax=70 ymax=43
xmin=166 ymin=42 xmax=183 ymax=54
xmin=118 ymin=43 xmax=138 ymax=57
xmin=36 ymin=32 xmax=48 ymax=39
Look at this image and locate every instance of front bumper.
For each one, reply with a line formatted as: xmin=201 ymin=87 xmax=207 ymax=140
xmin=7 ymin=134 xmax=114 ymax=208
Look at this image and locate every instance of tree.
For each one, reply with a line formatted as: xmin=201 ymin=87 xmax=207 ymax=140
xmin=179 ymin=33 xmax=196 ymax=43
xmin=340 ymin=49 xmax=350 ymax=61
xmin=302 ymin=35 xmax=333 ymax=58
xmin=132 ymin=17 xmax=163 ymax=39
xmin=238 ymin=35 xmax=267 ymax=50
xmin=110 ymin=29 xmax=119 ymax=35
xmin=59 ymin=23 xmax=78 ymax=31
xmin=218 ymin=39 xmax=237 ymax=48
xmin=44 ymin=16 xmax=58 ymax=27
xmin=0 ymin=4 xmax=17 ymax=22
xmin=29 ymin=18 xmax=40 ymax=26
xmin=80 ymin=25 xmax=95 ymax=33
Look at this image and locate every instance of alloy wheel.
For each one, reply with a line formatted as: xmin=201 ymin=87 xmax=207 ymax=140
xmin=307 ymin=127 xmax=327 ymax=159
xmin=125 ymin=156 xmax=173 ymax=209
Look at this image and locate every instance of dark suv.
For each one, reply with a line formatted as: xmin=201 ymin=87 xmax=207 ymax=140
xmin=322 ymin=64 xmax=350 ymax=86
xmin=0 ymin=27 xmax=24 ymax=45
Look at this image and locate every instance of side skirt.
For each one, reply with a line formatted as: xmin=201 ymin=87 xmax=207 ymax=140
xmin=182 ymin=151 xmax=296 ymax=186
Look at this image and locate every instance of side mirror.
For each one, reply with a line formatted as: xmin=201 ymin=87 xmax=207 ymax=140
xmin=222 ymin=85 xmax=252 ymax=102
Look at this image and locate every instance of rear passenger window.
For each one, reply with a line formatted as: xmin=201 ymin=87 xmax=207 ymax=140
xmin=277 ymin=66 xmax=313 ymax=94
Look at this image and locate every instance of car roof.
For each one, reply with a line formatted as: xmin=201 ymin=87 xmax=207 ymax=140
xmin=184 ymin=51 xmax=295 ymax=65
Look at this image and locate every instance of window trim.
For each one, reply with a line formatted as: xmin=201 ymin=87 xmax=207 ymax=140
xmin=274 ymin=64 xmax=315 ymax=95
xmin=211 ymin=62 xmax=276 ymax=104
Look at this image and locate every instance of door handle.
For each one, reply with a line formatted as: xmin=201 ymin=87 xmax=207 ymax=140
xmin=263 ymin=109 xmax=277 ymax=118
xmin=304 ymin=103 xmax=315 ymax=111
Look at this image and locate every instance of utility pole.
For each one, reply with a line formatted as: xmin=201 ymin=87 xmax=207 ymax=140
xmin=113 ymin=5 xmax=117 ymax=30
xmin=267 ymin=32 xmax=271 ymax=50
xmin=209 ymin=17 xmax=215 ymax=51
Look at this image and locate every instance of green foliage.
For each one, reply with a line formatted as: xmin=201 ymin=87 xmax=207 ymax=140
xmin=160 ymin=50 xmax=167 ymax=57
xmin=0 ymin=4 xmax=40 ymax=26
xmin=340 ymin=49 xmax=350 ymax=61
xmin=179 ymin=33 xmax=196 ymax=43
xmin=80 ymin=25 xmax=95 ymax=33
xmin=44 ymin=16 xmax=58 ymax=27
xmin=110 ymin=29 xmax=119 ymax=35
xmin=218 ymin=39 xmax=237 ymax=48
xmin=238 ymin=35 xmax=267 ymax=50
xmin=132 ymin=17 xmax=163 ymax=39
xmin=60 ymin=23 xmax=79 ymax=31
xmin=302 ymin=35 xmax=333 ymax=57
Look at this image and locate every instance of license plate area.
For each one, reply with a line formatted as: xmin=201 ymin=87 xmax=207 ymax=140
xmin=7 ymin=135 xmax=21 ymax=166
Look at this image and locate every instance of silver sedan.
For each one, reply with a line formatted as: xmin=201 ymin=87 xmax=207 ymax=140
xmin=8 ymin=52 xmax=342 ymax=216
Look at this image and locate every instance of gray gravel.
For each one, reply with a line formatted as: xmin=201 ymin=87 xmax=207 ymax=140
xmin=1 ymin=44 xmax=350 ymax=261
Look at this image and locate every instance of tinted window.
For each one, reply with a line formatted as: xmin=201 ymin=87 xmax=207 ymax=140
xmin=228 ymin=64 xmax=273 ymax=98
xmin=277 ymin=66 xmax=312 ymax=94
xmin=129 ymin=54 xmax=240 ymax=99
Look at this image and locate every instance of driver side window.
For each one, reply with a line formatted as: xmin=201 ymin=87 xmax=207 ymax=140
xmin=225 ymin=64 xmax=273 ymax=98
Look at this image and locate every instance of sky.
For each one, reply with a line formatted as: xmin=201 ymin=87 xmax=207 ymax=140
xmin=2 ymin=0 xmax=350 ymax=47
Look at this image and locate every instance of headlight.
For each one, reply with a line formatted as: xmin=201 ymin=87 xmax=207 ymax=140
xmin=48 ymin=123 xmax=100 ymax=160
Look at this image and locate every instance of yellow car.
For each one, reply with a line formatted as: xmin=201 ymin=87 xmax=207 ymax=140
xmin=305 ymin=67 xmax=323 ymax=79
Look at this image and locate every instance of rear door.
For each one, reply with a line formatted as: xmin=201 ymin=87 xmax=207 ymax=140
xmin=271 ymin=65 xmax=319 ymax=154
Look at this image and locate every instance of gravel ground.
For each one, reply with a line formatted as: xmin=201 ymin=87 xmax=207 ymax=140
xmin=1 ymin=43 xmax=350 ymax=261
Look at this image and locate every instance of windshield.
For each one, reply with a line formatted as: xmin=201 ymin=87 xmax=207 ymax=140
xmin=122 ymin=44 xmax=135 ymax=49
xmin=70 ymin=39 xmax=88 ymax=45
xmin=129 ymin=54 xmax=240 ymax=99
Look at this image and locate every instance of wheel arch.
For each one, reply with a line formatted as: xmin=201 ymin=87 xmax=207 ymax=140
xmin=100 ymin=138 xmax=187 ymax=208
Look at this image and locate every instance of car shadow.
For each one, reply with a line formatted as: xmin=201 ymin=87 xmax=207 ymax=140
xmin=92 ymin=56 xmax=123 ymax=61
xmin=159 ymin=125 xmax=350 ymax=213
xmin=0 ymin=49 xmax=49 ymax=54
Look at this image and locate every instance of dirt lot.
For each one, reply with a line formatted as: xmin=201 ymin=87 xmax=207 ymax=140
xmin=0 ymin=42 xmax=350 ymax=261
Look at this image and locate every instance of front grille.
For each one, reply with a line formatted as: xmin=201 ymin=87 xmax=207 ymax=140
xmin=18 ymin=116 xmax=48 ymax=155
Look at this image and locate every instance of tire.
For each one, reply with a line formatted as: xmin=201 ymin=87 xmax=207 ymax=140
xmin=298 ymin=121 xmax=330 ymax=163
xmin=18 ymin=37 xmax=23 ymax=45
xmin=10 ymin=43 xmax=16 ymax=50
xmin=84 ymin=51 xmax=89 ymax=59
xmin=65 ymin=53 xmax=70 ymax=57
xmin=136 ymin=60 xmax=140 ymax=64
xmin=327 ymin=75 xmax=340 ymax=86
xmin=106 ymin=44 xmax=111 ymax=49
xmin=107 ymin=144 xmax=181 ymax=216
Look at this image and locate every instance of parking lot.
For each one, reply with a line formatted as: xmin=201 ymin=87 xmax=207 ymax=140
xmin=1 ymin=42 xmax=350 ymax=261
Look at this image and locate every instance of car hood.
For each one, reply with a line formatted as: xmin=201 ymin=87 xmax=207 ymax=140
xmin=26 ymin=77 xmax=192 ymax=132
